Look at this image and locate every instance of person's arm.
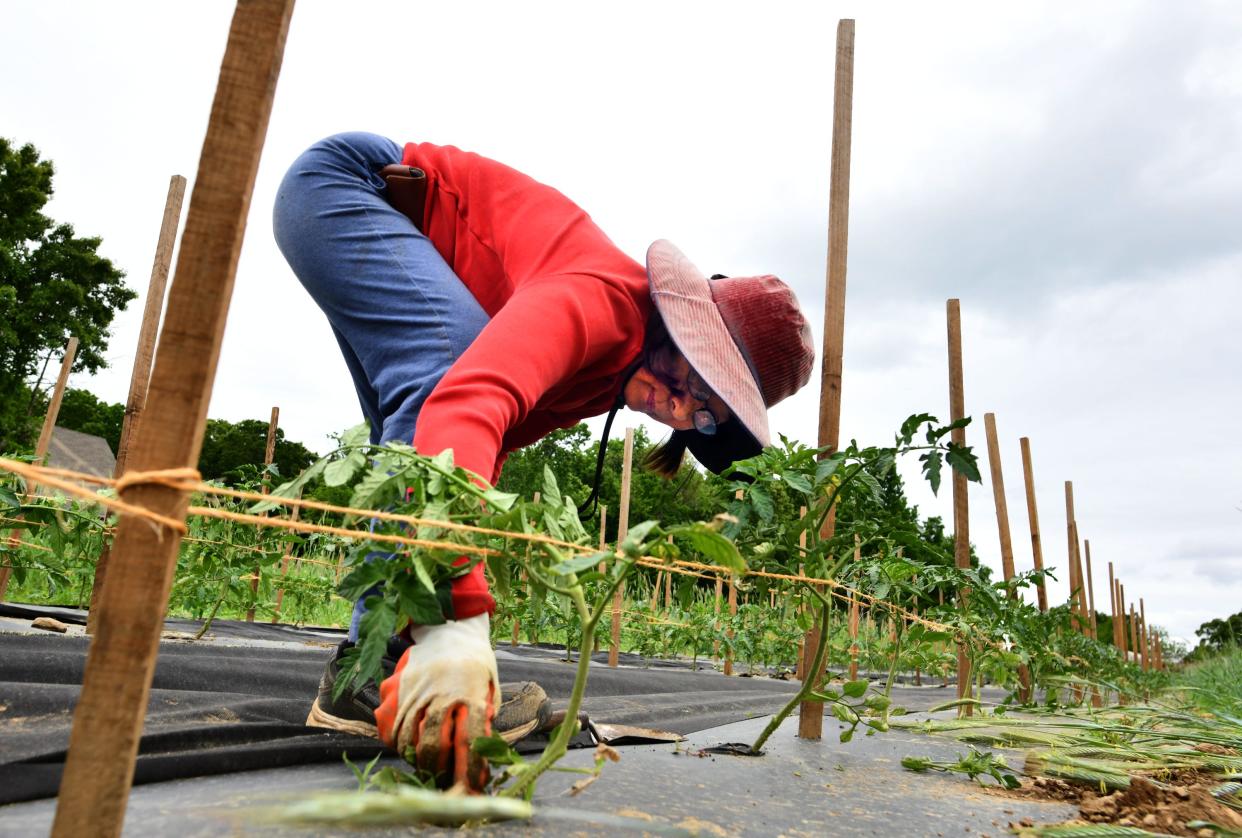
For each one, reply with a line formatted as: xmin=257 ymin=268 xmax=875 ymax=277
xmin=413 ymin=274 xmax=641 ymax=486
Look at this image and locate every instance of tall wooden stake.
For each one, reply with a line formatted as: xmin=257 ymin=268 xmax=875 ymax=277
xmin=1064 ymin=483 xmax=1083 ymax=633
xmin=87 ymin=176 xmax=186 ymax=633
xmin=802 ymin=17 xmax=855 ymax=741
xmin=115 ymin=176 xmax=187 ymax=475
xmin=1139 ymin=598 xmax=1149 ymax=673
xmin=1084 ymin=540 xmax=1098 ymax=640
xmin=52 ymin=3 xmax=294 ymax=834
xmin=593 ymin=505 xmax=605 ymax=654
xmin=1122 ymin=583 xmax=1132 ymax=660
xmin=608 ymin=428 xmax=633 ymax=668
xmin=946 ymin=299 xmax=972 ymax=712
xmin=0 ymin=337 xmax=79 ymax=601
xmin=247 ymin=406 xmax=279 ymax=621
xmin=1018 ymin=438 xmax=1048 ymax=611
xmin=983 ymin=413 xmax=1031 ymax=698
xmin=1108 ymin=561 xmax=1119 ymax=653
xmin=795 ymin=506 xmax=808 ymax=680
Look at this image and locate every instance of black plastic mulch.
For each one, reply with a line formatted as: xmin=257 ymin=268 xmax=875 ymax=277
xmin=0 ymin=606 xmax=798 ymax=806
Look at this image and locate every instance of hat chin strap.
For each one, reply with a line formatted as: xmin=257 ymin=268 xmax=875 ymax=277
xmin=577 ymin=362 xmax=641 ymax=521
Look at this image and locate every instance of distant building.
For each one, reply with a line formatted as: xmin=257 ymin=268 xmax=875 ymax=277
xmin=42 ymin=427 xmax=116 ymax=492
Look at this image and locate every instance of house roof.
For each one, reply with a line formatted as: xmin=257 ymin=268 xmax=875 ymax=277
xmin=45 ymin=426 xmax=116 ymax=483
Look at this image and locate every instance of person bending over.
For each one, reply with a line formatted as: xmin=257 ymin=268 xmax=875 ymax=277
xmin=273 ymin=132 xmax=814 ymax=790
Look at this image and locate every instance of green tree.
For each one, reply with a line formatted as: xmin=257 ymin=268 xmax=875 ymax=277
xmin=0 ymin=138 xmax=136 ymax=448
xmin=198 ymin=418 xmax=318 ymax=484
xmin=55 ymin=387 xmax=126 ymax=453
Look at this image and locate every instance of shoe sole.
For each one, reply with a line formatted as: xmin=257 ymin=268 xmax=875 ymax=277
xmin=306 ymin=701 xmax=379 ymax=739
xmin=305 ymin=703 xmax=540 ymax=745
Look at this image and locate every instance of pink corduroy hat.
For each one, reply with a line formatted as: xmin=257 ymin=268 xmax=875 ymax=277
xmin=646 ymin=239 xmax=815 ymax=469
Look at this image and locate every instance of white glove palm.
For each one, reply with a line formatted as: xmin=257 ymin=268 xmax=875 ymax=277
xmin=375 ymin=613 xmax=500 ymax=791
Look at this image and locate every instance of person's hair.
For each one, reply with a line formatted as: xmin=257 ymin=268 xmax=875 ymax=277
xmin=639 ymin=312 xmax=690 ymax=478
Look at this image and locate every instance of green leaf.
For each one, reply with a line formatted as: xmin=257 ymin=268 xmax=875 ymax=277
xmin=482 ymin=488 xmax=518 ymax=512
xmin=349 ymin=467 xmax=398 ymax=511
xmin=920 ymin=450 xmax=943 ymax=496
xmin=839 ymin=728 xmax=854 ymax=744
xmin=749 ymin=486 xmax=775 ymax=522
xmin=945 ymin=443 xmax=982 ymax=483
xmin=252 ymin=456 xmax=328 ymax=512
xmin=899 ymin=413 xmax=936 ymax=446
xmin=0 ymin=486 xmax=20 ymax=510
xmin=341 ymin=421 xmax=371 ymax=448
xmin=781 ymin=472 xmax=813 ymax=496
xmin=549 ymin=550 xmax=611 ymax=577
xmin=539 ymin=465 xmax=563 ymax=509
xmin=325 ymin=450 xmax=366 ymax=487
xmin=472 ymin=734 xmax=523 ymax=765
xmin=619 ymin=520 xmax=660 ymax=556
xmin=677 ymin=523 xmax=745 ymax=575
xmin=843 ymin=679 xmax=868 ymax=698
xmin=814 ymin=455 xmax=844 ymax=485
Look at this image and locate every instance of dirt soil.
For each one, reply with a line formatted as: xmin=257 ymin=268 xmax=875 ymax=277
xmin=1004 ymin=775 xmax=1242 ymax=837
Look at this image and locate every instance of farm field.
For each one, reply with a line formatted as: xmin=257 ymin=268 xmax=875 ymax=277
xmin=4 ymin=421 xmax=1240 ymax=836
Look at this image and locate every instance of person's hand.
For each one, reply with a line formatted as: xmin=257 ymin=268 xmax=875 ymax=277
xmin=374 ymin=614 xmax=499 ymax=791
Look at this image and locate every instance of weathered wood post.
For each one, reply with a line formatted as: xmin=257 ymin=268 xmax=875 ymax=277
xmin=593 ymin=504 xmax=606 ymax=654
xmin=1084 ymin=540 xmax=1098 ymax=641
xmin=983 ymin=413 xmax=1032 ymax=700
xmin=87 ymin=176 xmax=187 ymax=634
xmin=848 ymin=533 xmax=861 ymax=681
xmin=0 ymin=337 xmax=79 ymax=601
xmin=51 ymin=3 xmax=294 ymax=834
xmin=795 ymin=505 xmax=808 ymax=680
xmin=607 ymin=428 xmax=633 ymax=667
xmin=800 ymin=16 xmax=855 ymax=742
xmin=946 ymin=299 xmax=972 ymax=713
xmin=1018 ymin=438 xmax=1048 ymax=612
xmin=1139 ymin=598 xmax=1149 ymax=673
xmin=246 ymin=405 xmax=279 ymax=621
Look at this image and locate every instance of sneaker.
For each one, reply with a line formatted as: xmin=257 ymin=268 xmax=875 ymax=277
xmin=306 ymin=639 xmax=550 ymax=744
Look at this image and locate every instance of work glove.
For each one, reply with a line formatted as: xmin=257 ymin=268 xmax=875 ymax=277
xmin=375 ymin=613 xmax=500 ymax=791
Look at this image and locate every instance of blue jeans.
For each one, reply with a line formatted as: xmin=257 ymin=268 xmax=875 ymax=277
xmin=273 ymin=132 xmax=491 ymax=640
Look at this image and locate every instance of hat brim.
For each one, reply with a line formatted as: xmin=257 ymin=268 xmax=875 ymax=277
xmin=646 ymin=240 xmax=771 ymax=450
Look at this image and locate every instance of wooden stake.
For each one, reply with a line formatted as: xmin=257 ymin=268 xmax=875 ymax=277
xmin=1139 ymin=598 xmax=1149 ymax=673
xmin=795 ymin=506 xmax=808 ymax=680
xmin=87 ymin=176 xmax=187 ymax=633
xmin=246 ymin=405 xmax=280 ymax=622
xmin=608 ymin=428 xmax=633 ymax=668
xmin=724 ymin=488 xmax=743 ymax=677
xmin=51 ymin=3 xmax=294 ymax=833
xmin=115 ymin=176 xmax=187 ymax=475
xmin=799 ymin=17 xmax=855 ymax=743
xmin=1084 ymin=540 xmax=1098 ymax=641
xmin=664 ymin=551 xmax=672 ymax=610
xmin=1108 ymin=561 xmax=1119 ymax=654
xmin=1064 ymin=483 xmax=1083 ymax=633
xmin=1119 ymin=582 xmax=1130 ymax=660
xmin=946 ymin=299 xmax=972 ymax=712
xmin=31 ymin=337 xmax=81 ymax=488
xmin=983 ymin=414 xmax=1018 ymax=592
xmin=0 ymin=337 xmax=79 ymax=601
xmin=1018 ymin=438 xmax=1048 ymax=612
xmin=269 ymin=500 xmax=299 ymax=622
xmin=593 ymin=505 xmax=605 ymax=654
xmin=848 ymin=534 xmax=861 ymax=680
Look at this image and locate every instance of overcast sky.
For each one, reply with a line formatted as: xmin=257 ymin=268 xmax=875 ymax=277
xmin=3 ymin=1 xmax=1239 ymax=645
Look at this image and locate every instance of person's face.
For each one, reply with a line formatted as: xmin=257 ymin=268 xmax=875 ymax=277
xmin=623 ymin=344 xmax=731 ymax=432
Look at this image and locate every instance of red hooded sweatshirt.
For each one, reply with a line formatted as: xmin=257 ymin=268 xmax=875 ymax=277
xmin=401 ymin=142 xmax=652 ymax=619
